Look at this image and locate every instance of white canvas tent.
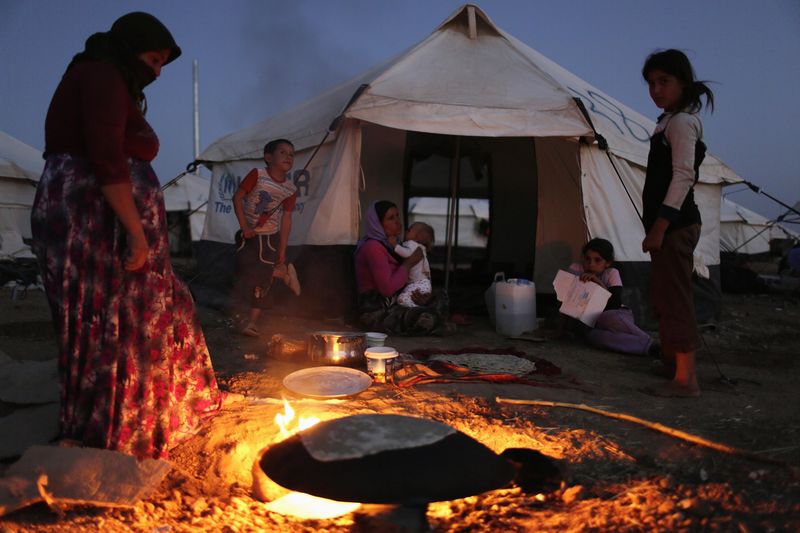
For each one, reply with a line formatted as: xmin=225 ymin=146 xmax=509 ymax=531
xmin=0 ymin=131 xmax=43 ymax=260
xmin=408 ymin=197 xmax=489 ymax=250
xmin=163 ymin=173 xmax=209 ymax=242
xmin=720 ymin=198 xmax=798 ymax=255
xmin=198 ymin=4 xmax=744 ymax=320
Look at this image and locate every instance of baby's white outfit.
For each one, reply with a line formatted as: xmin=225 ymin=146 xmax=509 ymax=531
xmin=394 ymin=240 xmax=432 ymax=308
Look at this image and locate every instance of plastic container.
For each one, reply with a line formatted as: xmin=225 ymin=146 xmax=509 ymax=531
xmin=365 ymin=346 xmax=399 ymax=383
xmin=365 ymin=332 xmax=388 ymax=347
xmin=494 ymin=278 xmax=537 ymax=336
xmin=484 ymin=272 xmax=506 ymax=326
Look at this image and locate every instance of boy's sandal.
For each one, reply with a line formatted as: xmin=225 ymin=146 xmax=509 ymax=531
xmin=241 ymin=325 xmax=260 ymax=337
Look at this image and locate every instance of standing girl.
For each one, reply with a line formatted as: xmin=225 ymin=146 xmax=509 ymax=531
xmin=641 ymin=49 xmax=714 ymax=397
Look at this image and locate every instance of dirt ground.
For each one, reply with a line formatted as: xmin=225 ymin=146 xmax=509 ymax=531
xmin=0 ymin=284 xmax=798 ymax=532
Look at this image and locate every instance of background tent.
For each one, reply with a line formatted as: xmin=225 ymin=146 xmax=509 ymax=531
xmin=408 ymin=197 xmax=489 ymax=251
xmin=163 ymin=173 xmax=210 ymax=256
xmin=196 ymin=3 xmax=743 ymax=322
xmin=720 ymin=197 xmax=798 ymax=255
xmin=0 ymin=131 xmax=42 ymax=260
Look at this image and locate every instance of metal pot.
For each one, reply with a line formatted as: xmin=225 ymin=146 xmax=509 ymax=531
xmin=307 ymin=331 xmax=366 ymax=367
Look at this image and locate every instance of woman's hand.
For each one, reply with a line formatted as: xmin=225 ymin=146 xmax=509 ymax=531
xmin=411 ymin=290 xmax=432 ymax=305
xmin=241 ymin=227 xmax=256 ymax=239
xmin=125 ymin=232 xmax=149 ymax=271
xmin=402 ymin=247 xmax=424 ymax=269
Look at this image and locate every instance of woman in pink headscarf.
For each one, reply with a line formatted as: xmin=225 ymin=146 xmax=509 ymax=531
xmin=354 ymin=201 xmax=447 ymax=335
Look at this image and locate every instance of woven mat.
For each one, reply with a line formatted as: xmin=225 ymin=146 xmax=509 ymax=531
xmin=392 ymin=347 xmax=588 ymax=392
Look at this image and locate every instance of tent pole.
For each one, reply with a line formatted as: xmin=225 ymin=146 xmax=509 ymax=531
xmin=444 ymin=136 xmax=461 ymax=294
xmin=193 ymin=60 xmax=200 ymax=161
xmin=744 ymin=181 xmax=800 ymax=219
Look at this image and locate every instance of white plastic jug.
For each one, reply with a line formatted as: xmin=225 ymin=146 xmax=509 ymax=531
xmin=484 ymin=272 xmax=506 ymax=326
xmin=495 ymin=278 xmax=537 ymax=336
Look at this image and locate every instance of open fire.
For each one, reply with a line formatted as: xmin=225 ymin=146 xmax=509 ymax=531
xmin=265 ymin=399 xmax=359 ymax=519
xmin=273 ymin=397 xmax=320 ymax=439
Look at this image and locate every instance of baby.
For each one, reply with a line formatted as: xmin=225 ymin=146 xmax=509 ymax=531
xmin=393 ymin=222 xmax=434 ymax=308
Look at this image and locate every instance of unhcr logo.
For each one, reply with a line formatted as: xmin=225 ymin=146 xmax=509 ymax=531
xmin=214 ymin=172 xmax=240 ymax=214
xmin=217 ymin=172 xmax=239 ymax=201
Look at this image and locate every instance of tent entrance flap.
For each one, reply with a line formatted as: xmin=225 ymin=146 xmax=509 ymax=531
xmin=387 ymin=131 xmax=538 ymax=288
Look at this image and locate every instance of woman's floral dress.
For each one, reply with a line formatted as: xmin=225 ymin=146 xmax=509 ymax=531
xmin=31 ymin=155 xmax=222 ymax=459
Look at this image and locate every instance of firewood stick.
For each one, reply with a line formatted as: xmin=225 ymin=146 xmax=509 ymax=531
xmin=495 ymin=397 xmax=786 ymax=466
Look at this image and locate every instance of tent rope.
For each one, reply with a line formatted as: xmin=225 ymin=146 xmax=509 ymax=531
xmin=573 ymin=98 xmax=643 ymax=222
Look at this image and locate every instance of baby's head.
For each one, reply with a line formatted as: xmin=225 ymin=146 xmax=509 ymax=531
xmin=406 ymin=222 xmax=435 ymax=252
xmin=581 ymin=238 xmax=614 ymax=275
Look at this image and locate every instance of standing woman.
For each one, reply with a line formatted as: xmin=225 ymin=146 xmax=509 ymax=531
xmin=641 ymin=49 xmax=714 ymax=398
xmin=31 ymin=12 xmax=222 ymax=459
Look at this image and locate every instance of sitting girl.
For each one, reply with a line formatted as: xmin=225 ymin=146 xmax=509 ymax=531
xmin=563 ymin=238 xmax=657 ymax=356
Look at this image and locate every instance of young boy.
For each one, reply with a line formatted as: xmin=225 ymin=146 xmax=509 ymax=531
xmin=393 ymin=222 xmax=435 ymax=308
xmin=232 ymin=139 xmax=300 ymax=337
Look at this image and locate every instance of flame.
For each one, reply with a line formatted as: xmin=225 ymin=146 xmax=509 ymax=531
xmin=269 ymin=399 xmax=352 ymax=519
xmin=274 ymin=397 xmax=320 ymax=439
xmin=264 ymin=492 xmax=360 ymax=519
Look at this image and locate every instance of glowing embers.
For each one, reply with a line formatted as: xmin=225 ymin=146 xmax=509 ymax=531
xmin=264 ymin=491 xmax=360 ymax=519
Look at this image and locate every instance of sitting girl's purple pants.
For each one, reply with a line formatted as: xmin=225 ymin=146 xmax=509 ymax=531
xmin=586 ymin=308 xmax=652 ymax=356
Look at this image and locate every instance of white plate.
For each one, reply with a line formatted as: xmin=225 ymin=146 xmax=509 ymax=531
xmin=283 ymin=366 xmax=372 ymax=398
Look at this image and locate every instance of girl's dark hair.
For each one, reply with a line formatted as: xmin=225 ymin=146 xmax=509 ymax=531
xmin=583 ymin=238 xmax=615 ymax=263
xmin=263 ymin=138 xmax=294 ymax=155
xmin=374 ymin=201 xmax=397 ymax=223
xmin=66 ymin=12 xmax=180 ymax=114
xmin=642 ymin=49 xmax=714 ymax=113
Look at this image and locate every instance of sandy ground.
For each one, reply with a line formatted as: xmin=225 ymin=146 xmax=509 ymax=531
xmin=0 ymin=285 xmax=799 ymax=531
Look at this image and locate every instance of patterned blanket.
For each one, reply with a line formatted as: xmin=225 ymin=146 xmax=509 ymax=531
xmin=391 ymin=347 xmax=586 ymax=391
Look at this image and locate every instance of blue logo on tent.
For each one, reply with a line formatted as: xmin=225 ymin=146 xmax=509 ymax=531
xmin=218 ymin=172 xmax=239 ymax=201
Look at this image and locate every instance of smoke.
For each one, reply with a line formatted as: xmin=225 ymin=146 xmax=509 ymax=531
xmin=229 ymin=1 xmax=369 ymax=129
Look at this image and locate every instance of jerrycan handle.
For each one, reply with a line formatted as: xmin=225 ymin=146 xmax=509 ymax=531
xmin=493 ymin=272 xmax=506 ymax=283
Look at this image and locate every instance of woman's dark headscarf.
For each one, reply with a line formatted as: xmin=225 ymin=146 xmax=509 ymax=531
xmin=66 ymin=12 xmax=181 ymax=113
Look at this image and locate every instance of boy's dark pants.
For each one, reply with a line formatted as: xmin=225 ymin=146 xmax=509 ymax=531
xmin=233 ymin=231 xmax=279 ymax=310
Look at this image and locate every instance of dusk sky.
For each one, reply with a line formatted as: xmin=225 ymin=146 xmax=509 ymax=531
xmin=2 ymin=0 xmax=798 ymax=222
